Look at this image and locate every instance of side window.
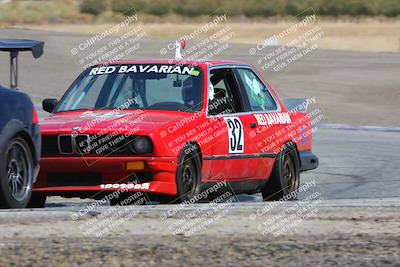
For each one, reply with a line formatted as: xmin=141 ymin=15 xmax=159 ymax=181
xmin=235 ymin=68 xmax=277 ymax=112
xmin=208 ymin=68 xmax=242 ymax=115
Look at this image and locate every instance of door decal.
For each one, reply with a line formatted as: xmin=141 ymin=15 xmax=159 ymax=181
xmin=224 ymin=117 xmax=244 ymax=154
xmin=254 ymin=113 xmax=291 ymax=126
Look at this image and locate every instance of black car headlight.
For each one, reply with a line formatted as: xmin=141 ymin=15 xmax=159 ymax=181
xmin=130 ymin=136 xmax=153 ymax=154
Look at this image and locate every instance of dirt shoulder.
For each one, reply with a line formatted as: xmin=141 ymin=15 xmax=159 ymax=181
xmin=0 ymin=201 xmax=399 ymax=266
xmin=0 ymin=234 xmax=398 ymax=267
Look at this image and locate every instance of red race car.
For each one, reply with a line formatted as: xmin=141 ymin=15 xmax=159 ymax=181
xmin=31 ymin=57 xmax=318 ymax=206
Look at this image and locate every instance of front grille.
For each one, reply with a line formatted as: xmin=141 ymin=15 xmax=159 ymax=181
xmin=59 ymin=135 xmax=74 ymax=154
xmin=47 ymin=172 xmax=101 ymax=187
xmin=74 ymin=135 xmax=88 ymax=152
xmin=41 ymin=135 xmax=59 ymax=156
xmin=42 ymin=134 xmax=135 ymax=156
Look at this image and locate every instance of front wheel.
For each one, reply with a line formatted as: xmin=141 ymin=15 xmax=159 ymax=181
xmin=261 ymin=143 xmax=300 ymax=201
xmin=174 ymin=144 xmax=202 ymax=203
xmin=0 ymin=137 xmax=34 ymax=209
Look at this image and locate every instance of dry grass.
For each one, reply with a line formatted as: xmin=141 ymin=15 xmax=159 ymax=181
xmin=14 ymin=20 xmax=400 ymax=53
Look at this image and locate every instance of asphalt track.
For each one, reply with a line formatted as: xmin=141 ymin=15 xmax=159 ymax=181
xmin=0 ymin=28 xmax=398 ymax=206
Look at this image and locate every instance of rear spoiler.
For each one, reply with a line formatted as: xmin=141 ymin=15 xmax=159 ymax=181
xmin=282 ymin=98 xmax=309 ymax=113
xmin=0 ymin=39 xmax=44 ymax=88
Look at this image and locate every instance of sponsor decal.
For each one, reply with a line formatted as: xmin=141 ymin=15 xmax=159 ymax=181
xmin=254 ymin=113 xmax=291 ymax=126
xmin=88 ymin=65 xmax=198 ymax=76
xmin=191 ymin=69 xmax=201 ymax=76
xmin=100 ymin=183 xmax=150 ymax=190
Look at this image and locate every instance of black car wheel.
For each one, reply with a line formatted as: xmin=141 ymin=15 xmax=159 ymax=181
xmin=261 ymin=143 xmax=300 ymax=201
xmin=173 ymin=144 xmax=201 ymax=203
xmin=0 ymin=137 xmax=34 ymax=208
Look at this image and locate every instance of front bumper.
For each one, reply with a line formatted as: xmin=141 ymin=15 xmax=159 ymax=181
xmin=33 ymin=156 xmax=178 ymax=196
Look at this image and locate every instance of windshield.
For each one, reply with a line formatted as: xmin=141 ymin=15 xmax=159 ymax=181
xmin=56 ymin=64 xmax=203 ymax=112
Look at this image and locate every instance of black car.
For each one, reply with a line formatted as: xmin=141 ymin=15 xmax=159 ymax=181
xmin=0 ymin=39 xmax=44 ymax=208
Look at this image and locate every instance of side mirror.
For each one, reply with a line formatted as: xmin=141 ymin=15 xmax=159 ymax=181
xmin=42 ymin=98 xmax=58 ymax=113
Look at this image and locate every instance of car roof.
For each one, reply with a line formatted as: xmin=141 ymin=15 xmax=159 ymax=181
xmin=96 ymin=59 xmax=250 ymax=68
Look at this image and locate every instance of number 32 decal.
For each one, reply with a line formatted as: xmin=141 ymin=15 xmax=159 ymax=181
xmin=224 ymin=117 xmax=244 ymax=153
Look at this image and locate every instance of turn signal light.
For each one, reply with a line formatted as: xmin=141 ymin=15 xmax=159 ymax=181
xmin=126 ymin=161 xmax=145 ymax=171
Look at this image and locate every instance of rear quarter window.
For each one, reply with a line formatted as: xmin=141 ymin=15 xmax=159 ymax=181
xmin=236 ymin=68 xmax=277 ymax=112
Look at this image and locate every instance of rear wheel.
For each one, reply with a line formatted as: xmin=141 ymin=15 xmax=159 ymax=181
xmin=0 ymin=137 xmax=34 ymax=209
xmin=261 ymin=143 xmax=300 ymax=201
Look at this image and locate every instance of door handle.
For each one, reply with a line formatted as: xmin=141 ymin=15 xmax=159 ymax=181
xmin=249 ymin=122 xmax=257 ymax=128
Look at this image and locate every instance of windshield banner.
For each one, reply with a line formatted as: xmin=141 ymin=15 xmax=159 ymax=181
xmin=88 ymin=65 xmax=199 ymax=76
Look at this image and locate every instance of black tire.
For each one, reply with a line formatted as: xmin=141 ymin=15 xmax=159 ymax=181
xmin=170 ymin=143 xmax=201 ymax=204
xmin=27 ymin=194 xmax=47 ymax=208
xmin=0 ymin=137 xmax=34 ymax=209
xmin=261 ymin=143 xmax=300 ymax=201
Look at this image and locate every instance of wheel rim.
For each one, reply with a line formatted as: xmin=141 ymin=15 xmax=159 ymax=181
xmin=6 ymin=140 xmax=32 ymax=202
xmin=283 ymin=153 xmax=297 ymax=192
xmin=182 ymin=159 xmax=196 ymax=197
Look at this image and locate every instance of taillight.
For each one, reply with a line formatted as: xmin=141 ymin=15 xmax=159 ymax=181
xmin=32 ymin=108 xmax=39 ymax=124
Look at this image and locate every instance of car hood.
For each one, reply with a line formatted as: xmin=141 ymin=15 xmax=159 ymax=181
xmin=40 ymin=109 xmax=195 ymax=135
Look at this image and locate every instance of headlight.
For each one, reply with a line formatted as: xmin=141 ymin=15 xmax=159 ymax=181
xmin=130 ymin=136 xmax=153 ymax=154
